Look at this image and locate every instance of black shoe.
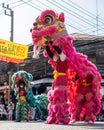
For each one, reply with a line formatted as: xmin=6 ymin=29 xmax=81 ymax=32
xmin=24 ymin=118 xmax=29 ymax=122
xmin=16 ymin=120 xmax=21 ymax=122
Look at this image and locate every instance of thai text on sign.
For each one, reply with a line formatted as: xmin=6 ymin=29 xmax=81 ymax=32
xmin=0 ymin=39 xmax=28 ymax=59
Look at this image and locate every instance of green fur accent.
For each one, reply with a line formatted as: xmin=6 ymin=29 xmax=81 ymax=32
xmin=26 ymin=87 xmax=49 ymax=120
xmin=12 ymin=71 xmax=49 ymax=121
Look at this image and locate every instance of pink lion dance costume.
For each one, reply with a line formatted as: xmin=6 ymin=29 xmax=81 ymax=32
xmin=30 ymin=9 xmax=102 ymax=124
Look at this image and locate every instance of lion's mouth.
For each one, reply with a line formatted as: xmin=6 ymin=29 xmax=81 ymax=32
xmin=15 ymin=79 xmax=27 ymax=88
xmin=32 ymin=26 xmax=57 ymax=42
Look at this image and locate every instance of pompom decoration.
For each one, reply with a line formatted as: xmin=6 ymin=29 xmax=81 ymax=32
xmin=59 ymin=12 xmax=65 ymax=22
xmin=47 ymin=88 xmax=70 ymax=124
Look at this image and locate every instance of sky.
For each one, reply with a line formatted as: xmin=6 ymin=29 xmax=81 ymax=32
xmin=0 ymin=0 xmax=104 ymax=45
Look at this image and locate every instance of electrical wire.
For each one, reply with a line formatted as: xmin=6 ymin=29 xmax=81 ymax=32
xmin=0 ymin=0 xmax=11 ymax=6
xmin=68 ymin=0 xmax=104 ymax=24
xmin=28 ymin=0 xmax=85 ymax=33
xmin=47 ymin=0 xmax=97 ymax=28
xmin=36 ymin=0 xmax=90 ymax=30
xmin=47 ymin=0 xmax=104 ymax=34
xmin=20 ymin=0 xmax=104 ymax=35
xmin=20 ymin=0 xmax=42 ymax=12
xmin=0 ymin=0 xmax=104 ymax=36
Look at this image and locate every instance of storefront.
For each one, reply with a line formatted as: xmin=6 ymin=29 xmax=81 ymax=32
xmin=31 ymin=78 xmax=53 ymax=95
xmin=101 ymin=79 xmax=104 ymax=96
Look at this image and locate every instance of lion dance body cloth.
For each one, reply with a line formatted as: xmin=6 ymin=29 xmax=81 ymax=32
xmin=11 ymin=71 xmax=49 ymax=122
xmin=30 ymin=9 xmax=102 ymax=124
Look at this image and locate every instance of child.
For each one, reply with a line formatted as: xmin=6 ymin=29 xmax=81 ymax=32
xmin=8 ymin=101 xmax=14 ymax=120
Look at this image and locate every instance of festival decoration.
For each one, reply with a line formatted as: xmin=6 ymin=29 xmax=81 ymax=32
xmin=3 ymin=82 xmax=8 ymax=100
xmin=0 ymin=39 xmax=28 ymax=63
xmin=30 ymin=9 xmax=102 ymax=124
xmin=11 ymin=70 xmax=48 ymax=122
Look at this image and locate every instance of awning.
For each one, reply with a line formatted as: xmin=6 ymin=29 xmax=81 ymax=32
xmin=101 ymin=79 xmax=104 ymax=83
xmin=31 ymin=78 xmax=53 ymax=85
xmin=0 ymin=85 xmax=9 ymax=91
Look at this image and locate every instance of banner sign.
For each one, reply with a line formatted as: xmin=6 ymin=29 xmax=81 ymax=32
xmin=0 ymin=39 xmax=29 ymax=63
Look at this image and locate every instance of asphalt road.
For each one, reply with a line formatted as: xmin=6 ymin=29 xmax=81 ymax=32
xmin=0 ymin=121 xmax=104 ymax=130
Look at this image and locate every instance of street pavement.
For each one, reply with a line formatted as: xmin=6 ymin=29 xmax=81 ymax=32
xmin=0 ymin=121 xmax=104 ymax=130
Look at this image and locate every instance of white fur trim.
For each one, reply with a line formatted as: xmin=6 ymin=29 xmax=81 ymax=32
xmin=53 ymin=55 xmax=59 ymax=61
xmin=60 ymin=52 xmax=66 ymax=61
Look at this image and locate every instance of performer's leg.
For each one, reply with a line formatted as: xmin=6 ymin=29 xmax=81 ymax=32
xmin=70 ymin=94 xmax=84 ymax=122
xmin=16 ymin=103 xmax=21 ymax=122
xmin=21 ymin=102 xmax=29 ymax=121
xmin=47 ymin=88 xmax=70 ymax=124
xmin=85 ymin=92 xmax=96 ymax=123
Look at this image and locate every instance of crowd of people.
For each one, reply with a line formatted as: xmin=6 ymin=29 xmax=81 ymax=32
xmin=0 ymin=94 xmax=104 ymax=121
xmin=0 ymin=99 xmax=47 ymax=121
xmin=0 ymin=100 xmax=14 ymax=120
xmin=0 ymin=100 xmax=39 ymax=121
xmin=0 ymin=84 xmax=48 ymax=121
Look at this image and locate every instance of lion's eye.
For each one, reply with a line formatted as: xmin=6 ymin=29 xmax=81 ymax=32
xmin=44 ymin=15 xmax=55 ymax=25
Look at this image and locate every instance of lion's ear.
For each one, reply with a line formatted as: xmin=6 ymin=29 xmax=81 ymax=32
xmin=59 ymin=12 xmax=65 ymax=22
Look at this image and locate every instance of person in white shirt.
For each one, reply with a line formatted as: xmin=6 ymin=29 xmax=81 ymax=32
xmin=8 ymin=101 xmax=14 ymax=120
xmin=0 ymin=102 xmax=5 ymax=118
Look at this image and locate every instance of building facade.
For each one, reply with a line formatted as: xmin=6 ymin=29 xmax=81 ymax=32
xmin=0 ymin=34 xmax=104 ymax=96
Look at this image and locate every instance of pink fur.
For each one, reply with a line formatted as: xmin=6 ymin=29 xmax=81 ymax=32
xmin=40 ymin=10 xmax=56 ymax=24
xmin=59 ymin=12 xmax=65 ymax=22
xmin=32 ymin=26 xmax=57 ymax=38
xmin=31 ymin=9 xmax=102 ymax=124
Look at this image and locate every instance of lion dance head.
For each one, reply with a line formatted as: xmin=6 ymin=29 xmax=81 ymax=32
xmin=30 ymin=9 xmax=68 ymax=58
xmin=11 ymin=70 xmax=33 ymax=90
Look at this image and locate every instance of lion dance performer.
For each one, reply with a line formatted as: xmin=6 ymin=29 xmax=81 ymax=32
xmin=11 ymin=70 xmax=49 ymax=122
xmin=30 ymin=9 xmax=102 ymax=124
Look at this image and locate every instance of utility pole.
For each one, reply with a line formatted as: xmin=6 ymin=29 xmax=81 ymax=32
xmin=2 ymin=3 xmax=14 ymax=106
xmin=2 ymin=3 xmax=14 ymax=41
xmin=96 ymin=0 xmax=98 ymax=35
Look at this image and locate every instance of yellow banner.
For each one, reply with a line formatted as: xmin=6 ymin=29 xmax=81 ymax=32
xmin=0 ymin=39 xmax=28 ymax=59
